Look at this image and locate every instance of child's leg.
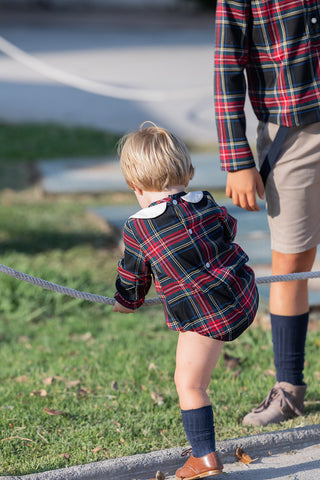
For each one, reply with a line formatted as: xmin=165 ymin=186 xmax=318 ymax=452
xmin=174 ymin=332 xmax=224 ymax=478
xmin=175 ymin=331 xmax=223 ymax=456
xmin=175 ymin=331 xmax=223 ymax=410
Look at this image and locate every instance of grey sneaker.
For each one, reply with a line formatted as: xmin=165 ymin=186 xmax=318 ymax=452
xmin=242 ymin=381 xmax=306 ymax=426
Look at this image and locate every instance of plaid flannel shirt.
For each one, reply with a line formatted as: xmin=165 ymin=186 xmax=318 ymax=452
xmin=214 ymin=0 xmax=320 ymax=171
xmin=115 ymin=191 xmax=258 ymax=342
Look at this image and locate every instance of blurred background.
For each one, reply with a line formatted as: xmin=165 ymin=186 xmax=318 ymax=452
xmin=0 ymin=0 xmax=257 ymax=145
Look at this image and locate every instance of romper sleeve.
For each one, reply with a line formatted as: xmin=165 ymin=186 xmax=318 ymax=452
xmin=115 ymin=220 xmax=152 ymax=309
xmin=219 ymin=206 xmax=237 ymax=243
xmin=214 ymin=0 xmax=255 ymax=171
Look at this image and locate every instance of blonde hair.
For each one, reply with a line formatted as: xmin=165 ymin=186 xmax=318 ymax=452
xmin=118 ymin=121 xmax=194 ymax=191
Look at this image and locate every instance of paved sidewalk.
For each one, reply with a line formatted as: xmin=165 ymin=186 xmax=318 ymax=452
xmin=1 ymin=424 xmax=320 ymax=480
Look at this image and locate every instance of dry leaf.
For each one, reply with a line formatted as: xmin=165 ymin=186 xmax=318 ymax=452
xmin=80 ymin=332 xmax=92 ymax=341
xmin=59 ymin=453 xmax=71 ymax=459
xmin=78 ymin=387 xmax=90 ymax=396
xmin=151 ymin=391 xmax=164 ymax=405
xmin=223 ymin=352 xmax=242 ymax=370
xmin=18 ymin=336 xmax=30 ymax=343
xmin=156 ymin=471 xmax=166 ymax=480
xmin=30 ymin=389 xmax=47 ymax=397
xmin=92 ymin=446 xmax=103 ymax=453
xmin=16 ymin=375 xmax=28 ymax=383
xmin=65 ymin=380 xmax=80 ymax=389
xmin=43 ymin=408 xmax=67 ymax=416
xmin=264 ymin=369 xmax=276 ymax=377
xmin=236 ymin=447 xmax=254 ymax=464
xmin=148 ymin=362 xmax=158 ymax=371
xmin=111 ymin=381 xmax=119 ymax=391
xmin=43 ymin=376 xmax=55 ymax=385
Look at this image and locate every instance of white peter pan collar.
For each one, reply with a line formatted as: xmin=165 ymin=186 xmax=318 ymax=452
xmin=130 ymin=191 xmax=204 ymax=219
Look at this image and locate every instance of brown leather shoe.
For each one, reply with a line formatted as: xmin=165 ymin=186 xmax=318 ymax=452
xmin=176 ymin=451 xmax=223 ymax=479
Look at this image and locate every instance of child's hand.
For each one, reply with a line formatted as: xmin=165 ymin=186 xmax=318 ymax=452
xmin=113 ymin=301 xmax=136 ymax=314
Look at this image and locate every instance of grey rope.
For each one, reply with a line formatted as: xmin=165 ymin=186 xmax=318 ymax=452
xmin=0 ymin=263 xmax=319 ymax=307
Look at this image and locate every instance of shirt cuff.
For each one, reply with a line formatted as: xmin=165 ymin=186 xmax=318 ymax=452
xmin=114 ymin=292 xmax=144 ymax=310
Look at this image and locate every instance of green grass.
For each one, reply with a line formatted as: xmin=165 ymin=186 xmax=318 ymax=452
xmin=0 ymin=122 xmax=120 ymax=162
xmin=0 ymin=123 xmax=319 ymax=475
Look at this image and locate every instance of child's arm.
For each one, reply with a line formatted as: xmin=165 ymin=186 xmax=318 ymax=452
xmin=114 ymin=221 xmax=152 ymax=310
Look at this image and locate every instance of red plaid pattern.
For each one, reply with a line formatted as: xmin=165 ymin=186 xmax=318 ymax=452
xmin=214 ymin=0 xmax=320 ymax=171
xmin=115 ymin=191 xmax=259 ymax=341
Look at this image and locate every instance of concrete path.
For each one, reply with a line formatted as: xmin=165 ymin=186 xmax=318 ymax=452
xmin=1 ymin=424 xmax=320 ymax=480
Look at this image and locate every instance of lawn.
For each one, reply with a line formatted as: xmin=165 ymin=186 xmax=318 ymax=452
xmin=0 ymin=123 xmax=319 ymax=475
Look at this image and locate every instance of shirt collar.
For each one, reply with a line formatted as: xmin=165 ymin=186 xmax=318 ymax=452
xmin=130 ymin=191 xmax=204 ymax=219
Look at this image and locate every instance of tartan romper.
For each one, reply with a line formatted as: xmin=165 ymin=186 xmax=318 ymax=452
xmin=115 ymin=191 xmax=259 ymax=341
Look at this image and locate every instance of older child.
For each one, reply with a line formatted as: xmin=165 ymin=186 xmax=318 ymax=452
xmin=113 ymin=122 xmax=259 ymax=480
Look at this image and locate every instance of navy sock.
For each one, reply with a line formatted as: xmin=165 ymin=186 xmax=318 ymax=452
xmin=271 ymin=312 xmax=309 ymax=385
xmin=181 ymin=405 xmax=215 ymax=458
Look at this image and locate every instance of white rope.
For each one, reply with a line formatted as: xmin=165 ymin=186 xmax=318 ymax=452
xmin=0 ymin=263 xmax=319 ymax=307
xmin=0 ymin=35 xmax=209 ymax=102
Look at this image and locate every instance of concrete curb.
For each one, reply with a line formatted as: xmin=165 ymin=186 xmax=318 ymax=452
xmin=2 ymin=424 xmax=320 ymax=480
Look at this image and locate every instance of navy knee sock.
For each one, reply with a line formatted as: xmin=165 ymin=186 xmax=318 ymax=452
xmin=181 ymin=405 xmax=215 ymax=458
xmin=271 ymin=312 xmax=309 ymax=385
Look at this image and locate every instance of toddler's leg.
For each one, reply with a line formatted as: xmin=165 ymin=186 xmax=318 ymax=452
xmin=175 ymin=331 xmax=224 ymax=479
xmin=175 ymin=331 xmax=223 ymax=410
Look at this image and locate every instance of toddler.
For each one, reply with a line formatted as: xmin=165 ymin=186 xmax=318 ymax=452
xmin=113 ymin=122 xmax=259 ymax=479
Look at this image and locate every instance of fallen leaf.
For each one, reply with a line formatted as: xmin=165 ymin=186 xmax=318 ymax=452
xmin=30 ymin=389 xmax=47 ymax=397
xmin=43 ymin=376 xmax=55 ymax=386
xmin=264 ymin=369 xmax=276 ymax=377
xmin=43 ymin=408 xmax=67 ymax=416
xmin=151 ymin=391 xmax=164 ymax=405
xmin=156 ymin=471 xmax=166 ymax=480
xmin=223 ymin=352 xmax=242 ymax=370
xmin=16 ymin=375 xmax=28 ymax=383
xmin=236 ymin=447 xmax=254 ymax=464
xmin=65 ymin=380 xmax=80 ymax=389
xmin=18 ymin=336 xmax=30 ymax=343
xmin=80 ymin=332 xmax=92 ymax=341
xmin=92 ymin=446 xmax=103 ymax=453
xmin=78 ymin=387 xmax=90 ymax=396
xmin=59 ymin=453 xmax=71 ymax=459
xmin=111 ymin=381 xmax=119 ymax=391
xmin=232 ymin=369 xmax=241 ymax=379
xmin=148 ymin=362 xmax=158 ymax=371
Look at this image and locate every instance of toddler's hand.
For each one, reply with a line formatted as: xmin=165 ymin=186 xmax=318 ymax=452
xmin=113 ymin=301 xmax=136 ymax=314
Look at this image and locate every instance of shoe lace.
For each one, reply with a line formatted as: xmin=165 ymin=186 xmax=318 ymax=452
xmin=252 ymin=385 xmax=303 ymax=416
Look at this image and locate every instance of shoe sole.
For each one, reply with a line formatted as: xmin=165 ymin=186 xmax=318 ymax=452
xmin=176 ymin=469 xmax=223 ymax=480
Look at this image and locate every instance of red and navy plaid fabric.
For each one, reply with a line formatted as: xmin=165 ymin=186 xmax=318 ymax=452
xmin=214 ymin=0 xmax=320 ymax=171
xmin=115 ymin=191 xmax=259 ymax=341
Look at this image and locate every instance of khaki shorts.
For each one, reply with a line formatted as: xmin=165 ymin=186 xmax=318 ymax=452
xmin=256 ymin=121 xmax=320 ymax=254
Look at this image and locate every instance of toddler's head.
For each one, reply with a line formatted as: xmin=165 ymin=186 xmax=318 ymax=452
xmin=118 ymin=122 xmax=194 ymax=191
